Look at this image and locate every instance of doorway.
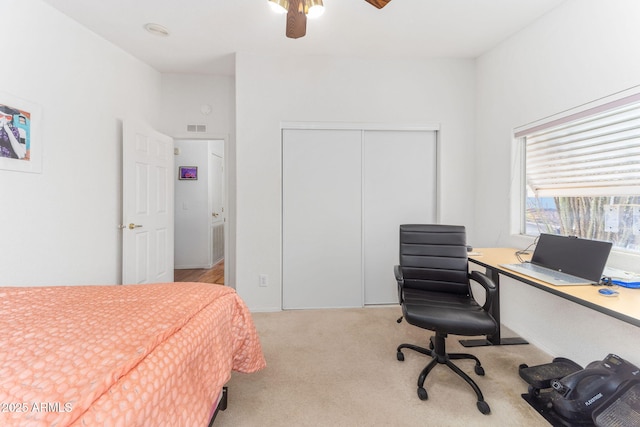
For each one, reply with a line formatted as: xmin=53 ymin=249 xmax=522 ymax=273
xmin=173 ymin=139 xmax=226 ymax=283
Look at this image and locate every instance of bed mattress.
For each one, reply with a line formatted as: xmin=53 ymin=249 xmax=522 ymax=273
xmin=0 ymin=282 xmax=265 ymax=426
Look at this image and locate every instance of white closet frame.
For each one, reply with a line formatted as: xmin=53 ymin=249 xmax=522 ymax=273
xmin=281 ymin=122 xmax=441 ymax=309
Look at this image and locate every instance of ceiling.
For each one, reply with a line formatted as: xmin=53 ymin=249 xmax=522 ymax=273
xmin=42 ymin=0 xmax=566 ymax=76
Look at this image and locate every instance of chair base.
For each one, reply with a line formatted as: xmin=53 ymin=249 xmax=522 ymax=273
xmin=397 ymin=332 xmax=491 ymax=415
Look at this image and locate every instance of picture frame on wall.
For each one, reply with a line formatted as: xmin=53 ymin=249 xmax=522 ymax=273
xmin=178 ymin=166 xmax=198 ymax=180
xmin=0 ymin=91 xmax=43 ymax=174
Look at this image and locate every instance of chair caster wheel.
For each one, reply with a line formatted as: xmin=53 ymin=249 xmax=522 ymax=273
xmin=528 ymin=385 xmax=540 ymax=397
xmin=417 ymin=387 xmax=428 ymax=401
xmin=477 ymin=400 xmax=491 ymax=414
xmin=475 ymin=365 xmax=485 ymax=376
xmin=397 ymin=351 xmax=404 ymax=361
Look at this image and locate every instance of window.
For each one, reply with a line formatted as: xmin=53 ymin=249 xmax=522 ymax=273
xmin=517 ymin=94 xmax=640 ymax=254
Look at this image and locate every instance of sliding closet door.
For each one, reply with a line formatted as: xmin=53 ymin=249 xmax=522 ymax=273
xmin=282 ymin=129 xmax=363 ymax=309
xmin=363 ymin=130 xmax=437 ymax=304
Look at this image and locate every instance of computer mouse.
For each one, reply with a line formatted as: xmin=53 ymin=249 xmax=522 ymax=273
xmin=598 ymin=288 xmax=619 ymax=296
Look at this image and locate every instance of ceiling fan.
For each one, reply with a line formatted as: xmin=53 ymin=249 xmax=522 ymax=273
xmin=268 ymin=0 xmax=392 ymax=39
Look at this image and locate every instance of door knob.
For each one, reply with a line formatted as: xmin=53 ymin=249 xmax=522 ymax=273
xmin=128 ymin=223 xmax=143 ymax=230
xmin=212 ymin=212 xmax=219 ymax=217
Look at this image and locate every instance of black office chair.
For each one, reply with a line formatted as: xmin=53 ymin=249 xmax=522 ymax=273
xmin=394 ymin=224 xmax=498 ymax=414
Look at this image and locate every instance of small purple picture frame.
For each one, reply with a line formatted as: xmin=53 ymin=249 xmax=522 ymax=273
xmin=178 ymin=166 xmax=197 ymax=180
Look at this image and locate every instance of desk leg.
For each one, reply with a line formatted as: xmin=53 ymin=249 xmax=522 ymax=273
xmin=459 ymin=266 xmax=529 ymax=347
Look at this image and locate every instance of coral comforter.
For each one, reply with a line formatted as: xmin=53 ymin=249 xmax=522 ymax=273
xmin=0 ymin=283 xmax=265 ymax=426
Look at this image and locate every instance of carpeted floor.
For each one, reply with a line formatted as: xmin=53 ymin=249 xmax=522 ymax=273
xmin=215 ymin=306 xmax=552 ymax=426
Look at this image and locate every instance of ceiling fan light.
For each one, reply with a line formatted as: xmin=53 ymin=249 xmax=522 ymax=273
xmin=307 ymin=4 xmax=325 ymax=19
xmin=268 ymin=0 xmax=289 ymax=14
xmin=305 ymin=0 xmax=324 ymax=18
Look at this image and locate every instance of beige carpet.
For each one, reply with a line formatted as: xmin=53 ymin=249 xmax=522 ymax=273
xmin=215 ymin=306 xmax=552 ymax=426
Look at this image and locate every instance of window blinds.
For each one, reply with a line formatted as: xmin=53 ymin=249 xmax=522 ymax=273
xmin=522 ymin=101 xmax=640 ymax=197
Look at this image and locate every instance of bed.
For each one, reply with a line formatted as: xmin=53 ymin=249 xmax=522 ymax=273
xmin=0 ymin=282 xmax=266 ymax=426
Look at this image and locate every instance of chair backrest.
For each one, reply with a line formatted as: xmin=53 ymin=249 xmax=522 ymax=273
xmin=399 ymin=224 xmax=469 ymax=295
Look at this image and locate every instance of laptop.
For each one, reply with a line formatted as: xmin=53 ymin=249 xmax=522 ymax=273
xmin=500 ymin=234 xmax=612 ymax=286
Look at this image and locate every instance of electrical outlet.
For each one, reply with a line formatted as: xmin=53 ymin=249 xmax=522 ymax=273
xmin=259 ymin=274 xmax=268 ymax=287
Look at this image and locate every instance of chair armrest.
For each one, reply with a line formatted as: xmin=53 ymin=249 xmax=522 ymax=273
xmin=394 ymin=265 xmax=404 ymax=284
xmin=394 ymin=265 xmax=404 ymax=303
xmin=469 ymin=270 xmax=496 ymax=312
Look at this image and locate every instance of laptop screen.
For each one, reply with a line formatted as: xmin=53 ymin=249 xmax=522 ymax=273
xmin=531 ymin=234 xmax=613 ymax=281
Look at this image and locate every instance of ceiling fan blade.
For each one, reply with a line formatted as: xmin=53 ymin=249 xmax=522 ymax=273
xmin=365 ymin=0 xmax=392 ymax=8
xmin=286 ymin=0 xmax=307 ymax=39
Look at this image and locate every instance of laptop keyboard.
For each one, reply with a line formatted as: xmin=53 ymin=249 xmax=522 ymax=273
xmin=500 ymin=262 xmax=595 ymax=285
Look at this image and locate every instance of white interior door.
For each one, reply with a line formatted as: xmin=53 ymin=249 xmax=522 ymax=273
xmin=209 ymin=151 xmax=225 ymax=265
xmin=282 ymin=129 xmax=363 ymax=309
xmin=363 ymin=130 xmax=437 ymax=304
xmin=122 ymin=120 xmax=174 ymax=284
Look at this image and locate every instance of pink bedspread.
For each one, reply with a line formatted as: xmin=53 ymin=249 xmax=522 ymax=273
xmin=0 ymin=283 xmax=265 ymax=426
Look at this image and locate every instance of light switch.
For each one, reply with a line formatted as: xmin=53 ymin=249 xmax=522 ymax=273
xmin=259 ymin=274 xmax=268 ymax=287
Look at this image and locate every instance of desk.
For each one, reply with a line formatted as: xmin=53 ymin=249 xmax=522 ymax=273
xmin=465 ymin=248 xmax=640 ymax=347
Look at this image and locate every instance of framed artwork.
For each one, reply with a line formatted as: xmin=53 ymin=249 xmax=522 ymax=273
xmin=178 ymin=166 xmax=198 ymax=180
xmin=0 ymin=91 xmax=42 ymax=174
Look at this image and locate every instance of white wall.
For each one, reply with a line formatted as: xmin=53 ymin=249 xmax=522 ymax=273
xmin=174 ymin=140 xmax=211 ymax=269
xmin=475 ymin=0 xmax=640 ymax=366
xmin=159 ymin=73 xmax=234 ymax=139
xmin=0 ymin=0 xmax=161 ymax=286
xmin=235 ymin=53 xmax=477 ymax=311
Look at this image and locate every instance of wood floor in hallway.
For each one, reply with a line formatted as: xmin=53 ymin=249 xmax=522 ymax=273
xmin=174 ymin=260 xmax=224 ymax=285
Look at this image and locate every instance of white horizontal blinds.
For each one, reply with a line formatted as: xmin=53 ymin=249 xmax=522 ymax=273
xmin=525 ymin=101 xmax=640 ymax=197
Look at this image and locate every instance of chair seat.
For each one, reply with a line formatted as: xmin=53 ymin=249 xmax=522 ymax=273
xmin=402 ymin=288 xmax=498 ymax=336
